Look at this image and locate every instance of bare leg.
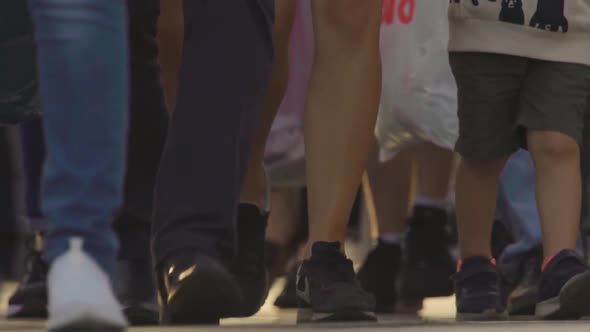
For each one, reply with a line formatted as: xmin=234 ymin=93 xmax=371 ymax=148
xmin=456 ymin=158 xmax=507 ymax=259
xmin=414 ymin=143 xmax=455 ymax=203
xmin=265 ymin=188 xmax=303 ymax=246
xmin=367 ymin=143 xmax=414 ymax=236
xmin=528 ymin=130 xmax=579 ymax=258
xmin=240 ymin=0 xmax=296 ymax=209
xmin=304 ymin=0 xmax=382 ymax=254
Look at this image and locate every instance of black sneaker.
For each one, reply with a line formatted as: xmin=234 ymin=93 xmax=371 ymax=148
xmin=274 ymin=263 xmax=299 ymax=308
xmin=357 ymin=240 xmax=402 ymax=313
xmin=536 ymin=249 xmax=590 ymax=320
xmin=400 ymin=206 xmax=455 ymax=304
xmin=233 ymin=203 xmax=270 ymax=317
xmin=296 ymin=242 xmax=376 ymax=322
xmin=6 ymin=234 xmax=48 ymax=319
xmin=455 ymin=257 xmax=506 ymax=321
xmin=506 ymin=247 xmax=542 ymax=316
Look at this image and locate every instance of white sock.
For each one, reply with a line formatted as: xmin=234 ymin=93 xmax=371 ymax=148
xmin=413 ymin=195 xmax=448 ymax=210
xmin=379 ymin=232 xmax=405 ymax=245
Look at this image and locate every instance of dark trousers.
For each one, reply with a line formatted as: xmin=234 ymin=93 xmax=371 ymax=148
xmin=19 ymin=0 xmax=168 ymax=260
xmin=152 ymin=0 xmax=274 ymax=266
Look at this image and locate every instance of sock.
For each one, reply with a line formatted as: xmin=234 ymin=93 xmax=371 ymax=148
xmin=413 ymin=195 xmax=448 ymax=210
xmin=379 ymin=232 xmax=404 ymax=246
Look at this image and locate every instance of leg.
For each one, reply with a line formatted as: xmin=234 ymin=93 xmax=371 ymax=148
xmin=28 ymin=0 xmax=129 ymax=329
xmin=6 ymin=119 xmax=48 ymax=319
xmin=449 ymin=52 xmax=527 ymax=320
xmin=296 ymin=0 xmax=382 ymax=322
xmin=112 ymin=0 xmax=169 ymax=325
xmin=304 ymin=0 xmax=382 ymax=249
xmin=358 ymin=143 xmax=413 ymax=313
xmin=115 ymin=0 xmax=168 ymax=261
xmin=414 ymin=143 xmax=455 ymax=204
xmin=401 ymin=144 xmax=456 ymax=308
xmin=529 ymin=131 xmax=580 ymax=256
xmin=519 ymin=60 xmax=590 ymax=320
xmin=369 ymin=145 xmax=413 ymax=238
xmin=240 ymin=0 xmax=296 ymax=209
xmin=152 ymin=0 xmax=275 ymax=323
xmin=152 ymin=0 xmax=273 ymax=265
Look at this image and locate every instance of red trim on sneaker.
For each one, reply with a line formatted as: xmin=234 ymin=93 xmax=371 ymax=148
xmin=542 ymin=255 xmax=555 ymax=271
xmin=457 ymin=258 xmax=496 ymax=272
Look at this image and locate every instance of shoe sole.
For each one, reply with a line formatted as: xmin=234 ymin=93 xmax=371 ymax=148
xmin=456 ymin=310 xmax=508 ymax=321
xmin=162 ymin=260 xmax=244 ymax=325
xmin=536 ymin=270 xmax=590 ymax=320
xmin=123 ymin=306 xmax=159 ymax=326
xmin=507 ymin=292 xmax=537 ymax=316
xmin=47 ymin=303 xmax=126 ymax=331
xmin=297 ymin=308 xmax=377 ymax=323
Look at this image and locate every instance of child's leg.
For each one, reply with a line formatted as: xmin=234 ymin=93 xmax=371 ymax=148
xmin=456 ymin=157 xmax=508 ymax=259
xmin=450 ymin=52 xmax=529 ymax=320
xmin=529 ymin=131 xmax=580 ymax=257
xmin=519 ymin=60 xmax=590 ymax=259
xmin=450 ymin=53 xmax=527 ymax=261
xmin=518 ymin=60 xmax=590 ymax=320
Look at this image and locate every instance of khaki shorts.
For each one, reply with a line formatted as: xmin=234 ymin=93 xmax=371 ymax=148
xmin=450 ymin=52 xmax=590 ymax=160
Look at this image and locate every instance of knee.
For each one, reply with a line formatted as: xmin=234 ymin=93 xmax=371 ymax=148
xmin=528 ymin=130 xmax=579 ymax=163
xmin=313 ymin=0 xmax=381 ymax=47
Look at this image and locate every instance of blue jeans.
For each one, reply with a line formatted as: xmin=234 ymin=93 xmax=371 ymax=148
xmin=28 ymin=0 xmax=129 ymax=275
xmin=496 ymin=150 xmax=542 ymax=283
xmin=497 ymin=150 xmax=583 ymax=284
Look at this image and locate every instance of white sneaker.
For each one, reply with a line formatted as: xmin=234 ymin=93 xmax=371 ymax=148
xmin=47 ymin=237 xmax=128 ymax=331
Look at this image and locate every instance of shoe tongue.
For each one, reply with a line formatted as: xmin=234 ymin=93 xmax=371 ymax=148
xmin=311 ymin=242 xmax=344 ymax=259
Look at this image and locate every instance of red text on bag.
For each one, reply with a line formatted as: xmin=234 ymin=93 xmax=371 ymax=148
xmin=382 ymin=0 xmax=416 ymax=25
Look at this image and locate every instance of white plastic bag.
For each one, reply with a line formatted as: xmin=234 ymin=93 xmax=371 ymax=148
xmin=376 ymin=0 xmax=458 ymax=162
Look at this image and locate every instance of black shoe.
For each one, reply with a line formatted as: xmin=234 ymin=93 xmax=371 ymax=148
xmin=157 ymin=252 xmax=244 ymax=325
xmin=401 ymin=206 xmax=455 ymax=303
xmin=455 ymin=257 xmax=506 ymax=321
xmin=233 ymin=203 xmax=270 ymax=317
xmin=357 ymin=240 xmax=402 ymax=313
xmin=6 ymin=234 xmax=48 ymax=319
xmin=296 ymin=242 xmax=376 ymax=322
xmin=113 ymin=259 xmax=159 ymax=326
xmin=506 ymin=247 xmax=542 ymax=316
xmin=274 ymin=263 xmax=299 ymax=308
xmin=536 ymin=249 xmax=590 ymax=320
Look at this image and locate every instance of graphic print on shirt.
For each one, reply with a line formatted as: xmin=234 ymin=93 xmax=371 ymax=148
xmin=499 ymin=0 xmax=525 ymax=25
xmin=529 ymin=0 xmax=568 ymax=32
xmin=450 ymin=0 xmax=570 ymax=33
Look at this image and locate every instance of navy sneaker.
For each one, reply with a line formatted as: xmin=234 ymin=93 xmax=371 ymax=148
xmin=455 ymin=257 xmax=506 ymax=321
xmin=296 ymin=242 xmax=376 ymax=322
xmin=536 ymin=249 xmax=590 ymax=320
